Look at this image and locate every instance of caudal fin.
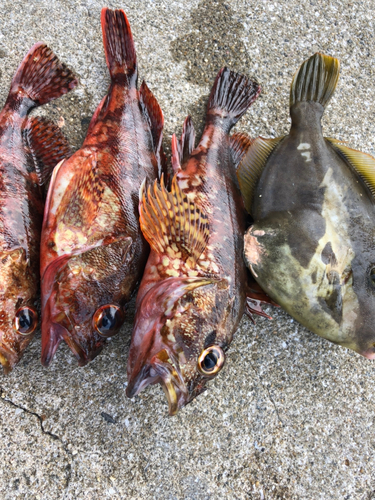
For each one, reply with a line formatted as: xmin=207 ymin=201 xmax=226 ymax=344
xmin=207 ymin=67 xmax=261 ymax=129
xmin=10 ymin=43 xmax=77 ymax=105
xmin=101 ymin=8 xmax=137 ymax=84
xmin=290 ymin=53 xmax=340 ymax=108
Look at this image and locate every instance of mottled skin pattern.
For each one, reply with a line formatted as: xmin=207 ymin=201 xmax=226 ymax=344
xmin=0 ymin=43 xmax=76 ymax=373
xmin=0 ymin=98 xmax=42 ymax=371
xmin=245 ymin=101 xmax=375 ymax=358
xmin=41 ymin=9 xmax=162 ymax=365
xmin=127 ymin=69 xmax=261 ymax=414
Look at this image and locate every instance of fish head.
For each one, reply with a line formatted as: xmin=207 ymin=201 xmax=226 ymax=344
xmin=0 ymin=248 xmax=39 ymax=373
xmin=41 ymin=236 xmax=134 ymax=366
xmin=127 ymin=276 xmax=231 ymax=415
xmin=244 ymin=212 xmax=375 ymax=359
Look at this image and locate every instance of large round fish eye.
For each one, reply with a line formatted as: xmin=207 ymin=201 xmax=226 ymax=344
xmin=93 ymin=305 xmax=124 ymax=337
xmin=14 ymin=307 xmax=38 ymax=336
xmin=197 ymin=346 xmax=225 ymax=377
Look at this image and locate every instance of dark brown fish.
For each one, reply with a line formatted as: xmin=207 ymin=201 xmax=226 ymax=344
xmin=238 ymin=53 xmax=375 ymax=358
xmin=40 ymin=8 xmax=165 ymax=366
xmin=0 ymin=43 xmax=77 ymax=373
xmin=127 ymin=68 xmax=265 ymax=415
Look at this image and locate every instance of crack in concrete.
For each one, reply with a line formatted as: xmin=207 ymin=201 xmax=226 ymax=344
xmin=0 ymin=386 xmax=74 ymax=495
xmin=264 ymin=384 xmax=285 ymax=427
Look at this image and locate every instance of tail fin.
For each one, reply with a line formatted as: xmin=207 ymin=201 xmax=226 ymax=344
xmin=101 ymin=8 xmax=137 ymax=84
xmin=10 ymin=43 xmax=77 ymax=105
xmin=207 ymin=67 xmax=261 ymax=129
xmin=290 ymin=53 xmax=340 ymax=108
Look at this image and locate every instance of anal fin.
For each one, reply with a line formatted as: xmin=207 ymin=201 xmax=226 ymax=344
xmin=237 ymin=136 xmax=284 ymax=214
xmin=171 ymin=116 xmax=196 ymax=173
xmin=139 ymin=80 xmax=165 ymax=177
xmin=139 ymin=174 xmax=209 ymax=263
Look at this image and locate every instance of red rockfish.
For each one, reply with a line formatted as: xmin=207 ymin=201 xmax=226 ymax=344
xmin=0 ymin=43 xmax=77 ymax=372
xmin=127 ymin=68 xmax=269 ymax=415
xmin=40 ymin=8 xmax=165 ymax=366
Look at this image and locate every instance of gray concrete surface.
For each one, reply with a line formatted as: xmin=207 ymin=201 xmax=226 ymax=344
xmin=0 ymin=0 xmax=375 ymax=498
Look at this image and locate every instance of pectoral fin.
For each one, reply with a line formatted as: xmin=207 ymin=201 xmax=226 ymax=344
xmin=139 ymin=175 xmax=209 ymax=263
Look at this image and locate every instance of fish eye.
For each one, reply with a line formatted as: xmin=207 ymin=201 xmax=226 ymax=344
xmin=14 ymin=307 xmax=38 ymax=336
xmin=197 ymin=346 xmax=225 ymax=377
xmin=93 ymin=305 xmax=124 ymax=337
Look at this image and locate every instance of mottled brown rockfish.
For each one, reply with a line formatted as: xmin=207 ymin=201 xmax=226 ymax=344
xmin=0 ymin=43 xmax=77 ymax=372
xmin=40 ymin=8 xmax=165 ymax=366
xmin=127 ymin=68 xmax=268 ymax=415
xmin=238 ymin=53 xmax=375 ymax=358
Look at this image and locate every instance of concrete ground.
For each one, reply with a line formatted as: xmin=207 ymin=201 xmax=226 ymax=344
xmin=1 ymin=0 xmax=375 ymax=498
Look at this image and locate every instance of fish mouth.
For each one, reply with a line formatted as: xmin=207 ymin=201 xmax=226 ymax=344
xmin=126 ymin=349 xmax=189 ymax=416
xmin=41 ymin=318 xmax=103 ymax=367
xmin=0 ymin=343 xmax=18 ymax=374
xmin=359 ymin=347 xmax=375 ymax=360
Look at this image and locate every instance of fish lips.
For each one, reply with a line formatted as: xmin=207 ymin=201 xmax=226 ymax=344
xmin=41 ymin=318 xmax=104 ymax=367
xmin=126 ymin=350 xmax=189 ymax=416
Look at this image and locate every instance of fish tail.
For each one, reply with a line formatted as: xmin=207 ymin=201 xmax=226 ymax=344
xmin=101 ymin=8 xmax=137 ymax=85
xmin=10 ymin=42 xmax=77 ymax=106
xmin=290 ymin=53 xmax=340 ymax=108
xmin=207 ymin=67 xmax=261 ymax=129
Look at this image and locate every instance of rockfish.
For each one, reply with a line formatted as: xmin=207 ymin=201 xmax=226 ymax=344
xmin=238 ymin=53 xmax=375 ymax=358
xmin=127 ymin=68 xmax=264 ymax=414
xmin=40 ymin=8 xmax=165 ymax=366
xmin=0 ymin=43 xmax=77 ymax=372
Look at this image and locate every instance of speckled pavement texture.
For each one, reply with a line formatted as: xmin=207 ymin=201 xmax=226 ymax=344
xmin=0 ymin=0 xmax=375 ymax=499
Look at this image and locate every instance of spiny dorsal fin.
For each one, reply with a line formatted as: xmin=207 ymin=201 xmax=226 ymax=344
xmin=230 ymin=132 xmax=254 ymax=169
xmin=326 ymin=137 xmax=375 ymax=199
xmin=237 ymin=136 xmax=284 ymax=213
xmin=24 ymin=116 xmax=71 ymax=188
xmin=139 ymin=174 xmax=209 ymax=262
xmin=290 ymin=53 xmax=340 ymax=108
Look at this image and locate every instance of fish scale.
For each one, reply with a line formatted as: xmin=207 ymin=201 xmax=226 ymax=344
xmin=126 ymin=67 xmax=269 ymax=415
xmin=0 ymin=42 xmax=77 ymax=373
xmin=40 ymin=8 xmax=165 ymax=367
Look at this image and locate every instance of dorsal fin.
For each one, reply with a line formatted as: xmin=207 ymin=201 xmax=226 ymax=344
xmin=237 ymin=137 xmax=284 ymax=213
xmin=139 ymin=174 xmax=209 ymax=263
xmin=230 ymin=132 xmax=254 ymax=169
xmin=24 ymin=116 xmax=71 ymax=188
xmin=326 ymin=138 xmax=375 ymax=199
xmin=290 ymin=53 xmax=340 ymax=108
xmin=139 ymin=80 xmax=165 ymax=177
